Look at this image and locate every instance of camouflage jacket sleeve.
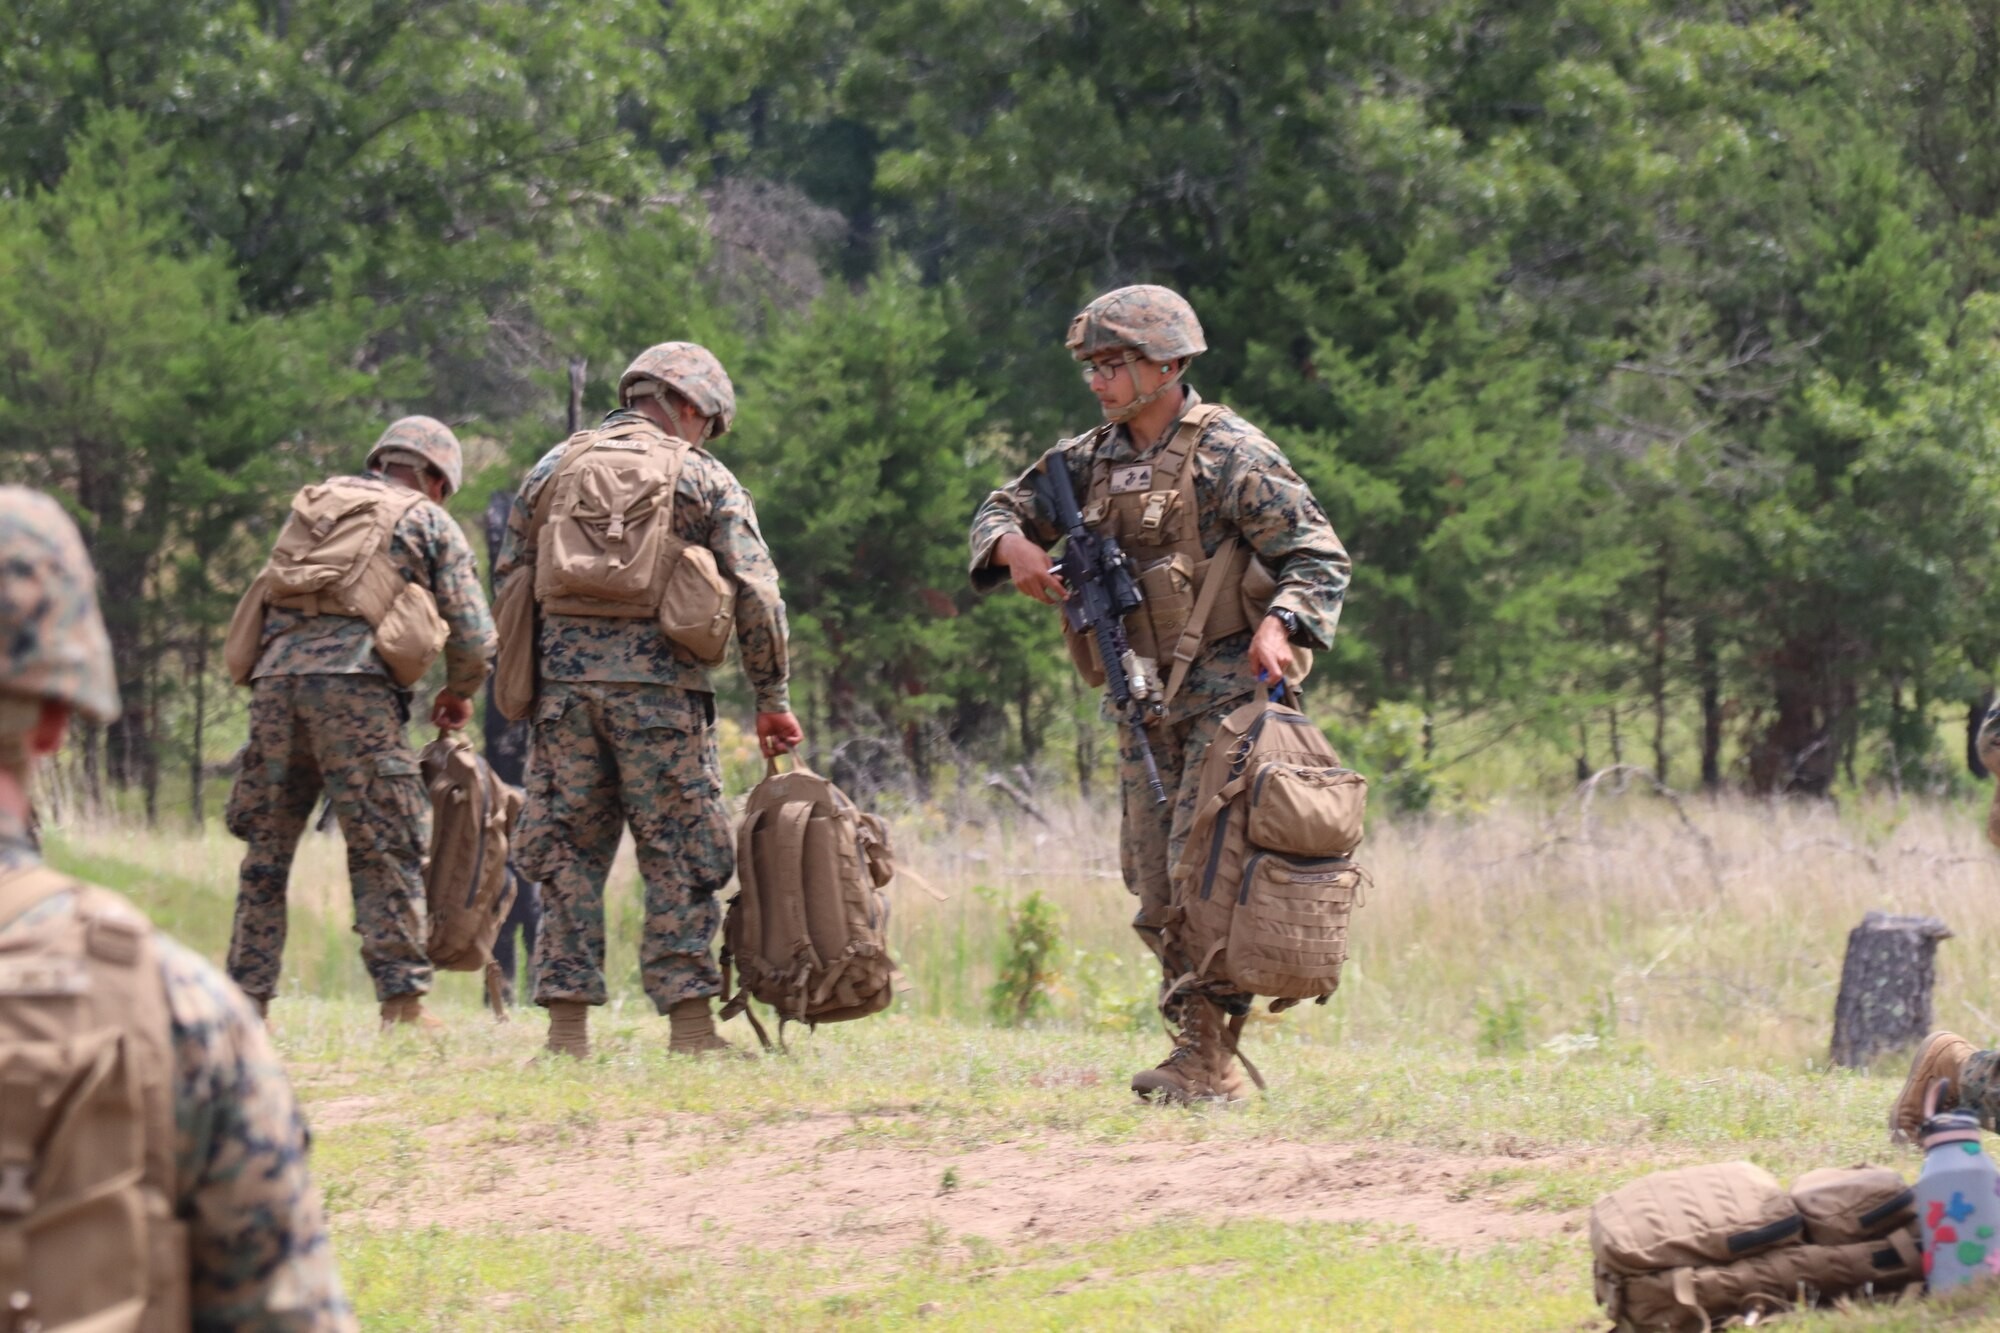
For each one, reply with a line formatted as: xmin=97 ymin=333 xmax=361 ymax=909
xmin=408 ymin=502 xmax=496 ymax=697
xmin=689 ymin=452 xmax=791 ymax=714
xmin=966 ymin=435 xmax=1099 ymax=593
xmin=162 ymin=939 xmax=357 ymax=1333
xmin=1209 ymin=414 xmax=1349 ymax=650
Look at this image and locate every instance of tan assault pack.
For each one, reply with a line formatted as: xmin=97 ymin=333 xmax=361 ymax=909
xmin=0 ymin=865 xmax=190 ymax=1331
xmin=719 ymin=757 xmax=904 ymax=1046
xmin=1058 ymin=402 xmax=1312 ymax=703
xmin=419 ymin=733 xmax=523 ymax=1016
xmin=224 ymin=478 xmax=448 ymax=688
xmin=494 ymin=420 xmax=738 ymax=721
xmin=1166 ymin=698 xmax=1368 ymax=1003
xmin=1591 ymin=1162 xmax=1922 ymax=1330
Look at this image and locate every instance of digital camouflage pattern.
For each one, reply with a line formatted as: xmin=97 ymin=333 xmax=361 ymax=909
xmin=513 ymin=681 xmax=730 ymax=1011
xmin=252 ymin=473 xmax=495 ymax=697
xmin=1951 ymin=1048 xmax=2000 ymax=1131
xmin=969 ymin=388 xmax=1349 ymax=974
xmin=364 ymin=414 xmax=466 ymax=496
xmin=617 ymin=342 xmax=738 ymax=434
xmin=0 ymin=486 xmax=120 ymax=721
xmin=0 ymin=819 xmax=355 ymax=1332
xmin=1064 ymin=284 xmax=1208 ymax=362
xmin=227 ymin=675 xmax=432 ymax=1003
xmin=494 ymin=410 xmax=791 ymax=712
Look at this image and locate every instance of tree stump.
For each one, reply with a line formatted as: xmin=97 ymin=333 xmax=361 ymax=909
xmin=1829 ymin=913 xmax=1952 ymax=1069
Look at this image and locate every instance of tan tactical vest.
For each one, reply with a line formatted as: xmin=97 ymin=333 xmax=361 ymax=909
xmin=1060 ymin=404 xmax=1262 ymax=704
xmin=525 ymin=419 xmax=737 ymax=666
xmin=0 ymin=866 xmax=189 ymax=1333
xmin=223 ymin=478 xmax=448 ymax=688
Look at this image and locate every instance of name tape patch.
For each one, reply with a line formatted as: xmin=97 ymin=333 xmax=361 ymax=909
xmin=0 ymin=955 xmax=90 ymax=997
xmin=1109 ymin=465 xmax=1154 ymax=494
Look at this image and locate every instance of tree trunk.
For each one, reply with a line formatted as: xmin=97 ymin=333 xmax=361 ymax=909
xmin=1071 ymin=673 xmax=1095 ymax=801
xmin=1696 ymin=618 xmax=1722 ymax=791
xmin=566 ymin=356 xmax=587 ymax=435
xmin=1969 ymin=691 xmax=1995 ymax=781
xmin=1017 ymin=678 xmax=1039 ymax=763
xmin=1829 ymin=912 xmax=1952 ymax=1069
xmin=1652 ymin=558 xmax=1670 ymax=786
xmin=190 ymin=630 xmax=208 ymax=828
xmin=1749 ymin=631 xmax=1839 ymax=796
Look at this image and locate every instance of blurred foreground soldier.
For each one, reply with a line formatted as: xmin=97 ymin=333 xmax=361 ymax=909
xmin=222 ymin=417 xmax=496 ymax=1030
xmin=493 ymin=342 xmax=802 ymax=1058
xmin=967 ymin=286 xmax=1350 ymax=1102
xmin=0 ymin=488 xmax=355 ymax=1330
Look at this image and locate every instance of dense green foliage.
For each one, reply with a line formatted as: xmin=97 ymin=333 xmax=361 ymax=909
xmin=7 ymin=0 xmax=2000 ymax=812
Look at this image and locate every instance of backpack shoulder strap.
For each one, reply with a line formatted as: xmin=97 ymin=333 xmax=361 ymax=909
xmin=1161 ymin=535 xmax=1242 ymax=705
xmin=0 ymin=864 xmax=75 ymax=927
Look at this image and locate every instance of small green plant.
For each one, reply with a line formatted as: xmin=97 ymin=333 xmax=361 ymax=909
xmin=937 ymin=1165 xmax=960 ymax=1194
xmin=987 ymin=890 xmax=1063 ymax=1026
xmin=1475 ymin=989 xmax=1535 ymax=1056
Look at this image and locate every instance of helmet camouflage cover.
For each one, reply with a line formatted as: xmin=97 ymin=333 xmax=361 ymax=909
xmin=365 ymin=415 xmax=465 ymax=497
xmin=0 ymin=487 xmax=119 ymax=722
xmin=1065 ymin=285 xmax=1207 ymax=363
xmin=618 ymin=342 xmax=737 ymax=437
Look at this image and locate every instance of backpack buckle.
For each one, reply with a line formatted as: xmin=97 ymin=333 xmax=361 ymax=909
xmin=606 ymin=509 xmax=626 ymax=542
xmin=0 ymin=1163 xmax=32 ymax=1217
xmin=1140 ymin=492 xmax=1170 ymax=533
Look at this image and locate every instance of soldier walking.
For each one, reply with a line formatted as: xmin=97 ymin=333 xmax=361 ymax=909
xmin=495 ymin=343 xmax=802 ymax=1058
xmin=225 ymin=417 xmax=496 ymax=1029
xmin=967 ymin=286 xmax=1350 ymax=1101
xmin=0 ymin=488 xmax=356 ymax=1329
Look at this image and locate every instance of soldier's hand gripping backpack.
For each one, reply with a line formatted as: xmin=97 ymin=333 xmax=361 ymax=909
xmin=1167 ymin=696 xmax=1368 ymax=1003
xmin=224 ymin=478 xmax=449 ymax=688
xmin=419 ymin=732 xmax=523 ymax=1016
xmin=719 ymin=756 xmax=902 ymax=1047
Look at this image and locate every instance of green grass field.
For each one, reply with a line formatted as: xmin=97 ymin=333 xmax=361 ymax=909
xmin=48 ymin=787 xmax=2000 ymax=1330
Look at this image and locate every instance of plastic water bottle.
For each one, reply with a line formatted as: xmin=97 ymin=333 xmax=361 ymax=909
xmin=1915 ymin=1080 xmax=2000 ymax=1293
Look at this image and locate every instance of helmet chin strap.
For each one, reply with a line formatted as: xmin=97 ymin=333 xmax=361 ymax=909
xmin=1103 ymin=360 xmax=1185 ymax=424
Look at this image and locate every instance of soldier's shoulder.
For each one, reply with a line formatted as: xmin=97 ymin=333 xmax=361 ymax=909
xmin=1199 ymin=406 xmax=1295 ymax=469
xmin=682 ymin=446 xmax=747 ymax=497
xmin=156 ymin=931 xmax=261 ymax=1040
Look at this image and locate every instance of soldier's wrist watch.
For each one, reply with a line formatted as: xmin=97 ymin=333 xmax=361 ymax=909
xmin=1266 ymin=607 xmax=1301 ymax=641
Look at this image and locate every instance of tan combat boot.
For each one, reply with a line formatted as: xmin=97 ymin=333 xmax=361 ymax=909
xmin=1890 ymin=1031 xmax=1975 ymax=1144
xmin=379 ymin=994 xmax=446 ymax=1033
xmin=667 ymin=997 xmax=740 ymax=1056
xmin=544 ymin=999 xmax=590 ymax=1058
xmin=1131 ymin=994 xmax=1247 ymax=1105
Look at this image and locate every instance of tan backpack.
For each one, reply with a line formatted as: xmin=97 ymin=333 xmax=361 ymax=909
xmin=0 ymin=865 xmax=190 ymax=1331
xmin=419 ymin=733 xmax=523 ymax=1017
xmin=224 ymin=478 xmax=448 ymax=687
xmin=1166 ymin=698 xmax=1368 ymax=1001
xmin=718 ymin=757 xmax=901 ymax=1046
xmin=1591 ymin=1162 xmax=1923 ymax=1331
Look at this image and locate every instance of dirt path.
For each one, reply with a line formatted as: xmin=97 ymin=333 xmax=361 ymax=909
xmin=336 ymin=1103 xmax=1584 ymax=1257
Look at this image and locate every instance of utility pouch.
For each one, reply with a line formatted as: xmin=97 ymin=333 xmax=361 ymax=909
xmin=1133 ymin=554 xmax=1194 ymax=665
xmin=373 ymin=579 xmax=449 ymax=687
xmin=1245 ymin=763 xmax=1368 ymax=858
xmin=223 ymin=572 xmax=271 ymax=685
xmin=492 ymin=566 xmax=537 ymax=722
xmin=658 ymin=543 xmax=737 ymax=666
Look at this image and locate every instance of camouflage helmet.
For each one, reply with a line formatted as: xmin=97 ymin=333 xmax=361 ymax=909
xmin=1065 ymin=285 xmax=1207 ymax=363
xmin=618 ymin=342 xmax=737 ymax=437
xmin=365 ymin=416 xmax=465 ymax=497
xmin=0 ymin=487 xmax=119 ymax=724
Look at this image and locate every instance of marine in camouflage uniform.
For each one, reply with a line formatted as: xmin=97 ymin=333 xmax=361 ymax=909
xmin=968 ymin=285 xmax=1350 ymax=1101
xmin=0 ymin=487 xmax=355 ymax=1330
xmin=226 ymin=417 xmax=496 ymax=1024
xmin=494 ymin=342 xmax=801 ymax=1057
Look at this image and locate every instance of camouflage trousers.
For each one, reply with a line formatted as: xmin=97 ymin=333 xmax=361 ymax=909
xmin=1118 ymin=703 xmax=1235 ymax=981
xmin=513 ymin=681 xmax=729 ymax=1013
xmin=1955 ymin=1049 xmax=2000 ymax=1129
xmin=226 ymin=675 xmax=432 ymax=1002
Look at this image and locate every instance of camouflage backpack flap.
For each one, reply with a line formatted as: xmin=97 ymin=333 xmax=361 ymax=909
xmin=720 ymin=759 xmax=899 ymax=1045
xmin=419 ymin=733 xmax=522 ymax=1016
xmin=251 ymin=479 xmax=447 ymax=686
xmin=0 ymin=866 xmax=190 ymax=1331
xmin=1167 ymin=698 xmax=1368 ymax=1001
xmin=530 ymin=423 xmax=738 ymax=665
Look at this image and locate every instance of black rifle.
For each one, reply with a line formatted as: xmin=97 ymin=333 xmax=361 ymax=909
xmin=1035 ymin=453 xmax=1168 ymax=805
